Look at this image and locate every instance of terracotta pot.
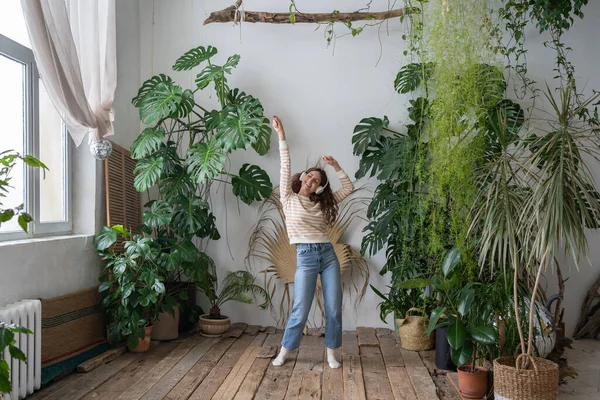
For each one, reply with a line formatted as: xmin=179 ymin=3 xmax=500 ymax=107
xmin=128 ymin=325 xmax=153 ymax=352
xmin=198 ymin=314 xmax=230 ymax=337
xmin=457 ymin=365 xmax=488 ymax=399
xmin=153 ymin=307 xmax=180 ymax=340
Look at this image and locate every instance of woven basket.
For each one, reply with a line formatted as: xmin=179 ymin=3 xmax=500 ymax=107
xmin=396 ymin=308 xmax=435 ymax=351
xmin=493 ymin=354 xmax=558 ymax=400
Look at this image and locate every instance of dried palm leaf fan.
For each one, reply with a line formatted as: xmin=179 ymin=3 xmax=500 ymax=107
xmin=247 ymin=188 xmax=370 ymax=328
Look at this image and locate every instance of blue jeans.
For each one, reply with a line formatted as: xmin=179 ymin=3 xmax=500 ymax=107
xmin=281 ymin=242 xmax=342 ymax=350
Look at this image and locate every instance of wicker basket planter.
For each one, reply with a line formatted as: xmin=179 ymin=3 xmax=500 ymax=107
xmin=493 ymin=354 xmax=558 ymax=399
xmin=396 ymin=308 xmax=435 ymax=351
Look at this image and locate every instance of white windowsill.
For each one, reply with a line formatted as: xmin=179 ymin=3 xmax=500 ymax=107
xmin=0 ymin=233 xmax=94 ymax=248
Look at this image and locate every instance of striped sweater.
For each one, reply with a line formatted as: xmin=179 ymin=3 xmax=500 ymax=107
xmin=279 ymin=141 xmax=354 ymax=244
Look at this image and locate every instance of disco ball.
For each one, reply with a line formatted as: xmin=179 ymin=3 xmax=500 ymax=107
xmin=89 ymin=138 xmax=112 ymax=160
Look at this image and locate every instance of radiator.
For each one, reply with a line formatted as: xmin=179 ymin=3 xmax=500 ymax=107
xmin=0 ymin=300 xmax=41 ymax=400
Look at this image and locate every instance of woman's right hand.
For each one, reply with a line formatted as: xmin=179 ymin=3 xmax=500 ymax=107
xmin=272 ymin=116 xmax=286 ymax=140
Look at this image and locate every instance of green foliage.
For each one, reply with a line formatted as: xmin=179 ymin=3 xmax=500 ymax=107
xmin=0 ymin=151 xmax=47 ymax=233
xmin=191 ymin=256 xmax=271 ymax=319
xmin=96 ymin=45 xmax=274 ymax=347
xmin=0 ymin=323 xmax=31 ymax=393
xmin=394 ymin=63 xmax=433 ymax=94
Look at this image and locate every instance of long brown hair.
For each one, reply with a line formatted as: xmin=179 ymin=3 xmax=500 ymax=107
xmin=291 ymin=167 xmax=338 ymax=224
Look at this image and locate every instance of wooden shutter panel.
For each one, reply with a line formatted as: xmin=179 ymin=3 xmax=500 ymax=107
xmin=104 ymin=142 xmax=142 ymax=250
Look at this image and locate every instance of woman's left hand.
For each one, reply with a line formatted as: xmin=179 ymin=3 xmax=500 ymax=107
xmin=322 ymin=156 xmax=341 ymax=171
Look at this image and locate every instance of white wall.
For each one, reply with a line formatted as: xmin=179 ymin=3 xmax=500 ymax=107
xmin=132 ymin=0 xmax=600 ymax=333
xmin=0 ymin=1 xmax=141 ymax=308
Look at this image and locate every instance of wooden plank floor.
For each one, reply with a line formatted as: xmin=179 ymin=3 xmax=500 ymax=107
xmin=30 ymin=327 xmax=444 ymax=400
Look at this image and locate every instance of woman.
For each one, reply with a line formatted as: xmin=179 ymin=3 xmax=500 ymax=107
xmin=271 ymin=116 xmax=354 ymax=369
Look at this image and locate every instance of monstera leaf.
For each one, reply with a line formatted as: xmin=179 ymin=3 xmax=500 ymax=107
xmin=355 ymin=137 xmax=390 ymax=180
xmin=130 ymin=127 xmax=165 ymax=160
xmin=159 ymin=166 xmax=196 ymax=202
xmin=169 ymin=89 xmax=195 ymax=119
xmin=394 ymin=63 xmax=434 ymax=94
xmin=171 ymin=197 xmax=220 ymax=240
xmin=94 ymin=226 xmax=118 ymax=250
xmin=133 ymin=155 xmax=164 ymax=192
xmin=252 ymin=117 xmax=272 ymax=156
xmin=352 ymin=116 xmax=389 ymax=155
xmin=172 ymin=45 xmax=218 ymax=71
xmin=195 ymin=65 xmax=227 ymax=90
xmin=224 ymin=91 xmax=271 ymax=155
xmin=232 ymin=164 xmax=273 ymax=204
xmin=214 ymin=100 xmax=266 ymax=152
xmin=132 ymin=74 xmax=173 ymax=106
xmin=142 ymin=200 xmax=173 ymax=228
xmin=138 ymin=82 xmax=183 ymax=125
xmin=185 ymin=139 xmax=227 ymax=184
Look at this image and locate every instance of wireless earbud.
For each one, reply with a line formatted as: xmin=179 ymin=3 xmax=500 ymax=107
xmin=300 ymin=171 xmax=328 ymax=195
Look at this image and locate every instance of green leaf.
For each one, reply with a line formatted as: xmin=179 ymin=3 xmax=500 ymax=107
xmin=223 ymin=55 xmax=240 ymax=72
xmin=251 ymin=117 xmax=272 ymax=156
xmin=22 ymin=155 xmax=48 ymax=170
xmin=9 ymin=345 xmax=27 ymax=362
xmin=232 ymin=164 xmax=273 ymax=204
xmin=289 ymin=13 xmax=296 ymax=24
xmin=458 ymin=288 xmax=475 ymax=317
xmin=153 ymin=279 xmax=166 ymax=294
xmin=352 ymin=117 xmax=389 ymax=155
xmin=394 ymin=63 xmax=433 ymax=94
xmin=17 ymin=213 xmax=33 ymax=232
xmin=127 ymin=334 xmax=140 ymax=350
xmin=132 ymin=74 xmax=173 ymax=106
xmin=469 ymin=326 xmax=497 ymax=345
xmin=99 ymin=281 xmax=112 ymax=292
xmin=214 ymin=100 xmax=266 ymax=152
xmin=170 ymin=89 xmax=195 ymax=119
xmin=172 ymin=45 xmax=218 ymax=71
xmin=138 ymin=82 xmax=183 ymax=126
xmin=171 ymin=197 xmax=220 ymax=240
xmin=142 ymin=200 xmax=173 ymax=228
xmin=159 ymin=166 xmax=196 ymax=202
xmin=442 ymin=247 xmax=461 ymax=277
xmin=94 ymin=226 xmax=118 ymax=250
xmin=451 ymin=340 xmax=473 ymax=367
xmin=131 ymin=128 xmax=165 ymax=160
xmin=185 ymin=139 xmax=227 ymax=184
xmin=426 ymin=307 xmax=447 ymax=335
xmin=133 ymin=156 xmax=164 ymax=192
xmin=0 ymin=328 xmax=14 ymax=350
xmin=446 ymin=318 xmax=467 ymax=349
xmin=0 ymin=359 xmax=10 ymax=393
xmin=0 ymin=209 xmax=15 ymax=223
xmin=195 ymin=65 xmax=226 ymax=90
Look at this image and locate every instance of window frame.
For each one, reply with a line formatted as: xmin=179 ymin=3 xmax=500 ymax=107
xmin=0 ymin=33 xmax=72 ymax=242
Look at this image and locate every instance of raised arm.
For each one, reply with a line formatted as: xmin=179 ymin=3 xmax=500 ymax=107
xmin=322 ymin=156 xmax=355 ymax=203
xmin=273 ymin=116 xmax=292 ymax=201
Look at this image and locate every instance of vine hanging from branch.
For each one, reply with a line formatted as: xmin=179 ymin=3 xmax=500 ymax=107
xmin=204 ymin=1 xmax=416 ymax=25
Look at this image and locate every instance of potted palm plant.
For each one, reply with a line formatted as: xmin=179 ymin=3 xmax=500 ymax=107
xmin=190 ymin=258 xmax=271 ymax=337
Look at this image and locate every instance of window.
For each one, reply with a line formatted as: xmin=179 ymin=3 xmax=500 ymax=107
xmin=0 ymin=2 xmax=71 ymax=241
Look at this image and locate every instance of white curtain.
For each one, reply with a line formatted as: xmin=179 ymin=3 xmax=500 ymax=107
xmin=20 ymin=0 xmax=117 ymax=146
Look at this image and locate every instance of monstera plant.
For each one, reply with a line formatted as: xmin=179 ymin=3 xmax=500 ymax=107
xmin=96 ymin=45 xmax=273 ymax=342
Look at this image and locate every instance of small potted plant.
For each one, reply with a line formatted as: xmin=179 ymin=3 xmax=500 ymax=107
xmin=191 ymin=259 xmax=271 ymax=337
xmin=94 ymin=225 xmax=177 ymax=351
xmin=371 ymin=283 xmax=436 ymax=351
